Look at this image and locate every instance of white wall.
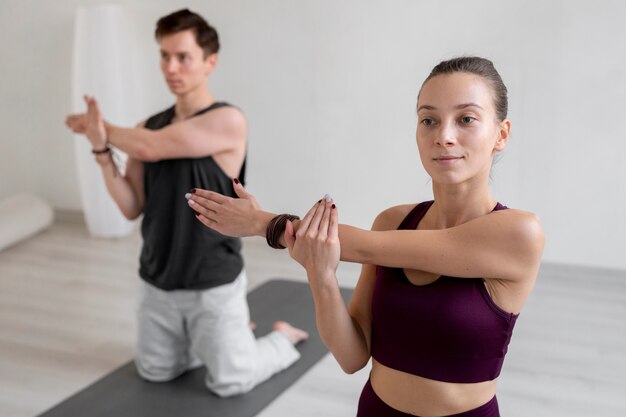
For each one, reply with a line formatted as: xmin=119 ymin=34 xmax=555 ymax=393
xmin=1 ymin=0 xmax=625 ymax=270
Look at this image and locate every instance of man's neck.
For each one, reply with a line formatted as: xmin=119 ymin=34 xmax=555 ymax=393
xmin=174 ymin=88 xmax=215 ymax=121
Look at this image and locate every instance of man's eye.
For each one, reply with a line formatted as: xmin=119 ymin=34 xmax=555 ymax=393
xmin=421 ymin=118 xmax=434 ymax=126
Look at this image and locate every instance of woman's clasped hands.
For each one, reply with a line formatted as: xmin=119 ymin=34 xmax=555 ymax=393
xmin=285 ymin=195 xmax=340 ymax=286
xmin=185 ymin=185 xmax=341 ymax=287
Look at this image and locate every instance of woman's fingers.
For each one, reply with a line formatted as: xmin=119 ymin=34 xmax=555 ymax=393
xmin=289 ymin=198 xmax=340 ymax=278
xmin=189 ymin=188 xmax=229 ymax=205
xmin=297 ymin=199 xmax=322 ymax=237
xmin=232 ymin=179 xmax=261 ymax=210
xmin=297 ymin=195 xmax=332 ymax=240
xmin=232 ymin=180 xmax=249 ymax=199
xmin=318 ymin=199 xmax=333 ymax=240
xmin=329 ymin=203 xmax=338 ymax=239
xmin=285 ymin=220 xmax=296 ymax=250
xmin=184 ymin=187 xmax=261 ymax=237
xmin=194 ymin=211 xmax=218 ymax=229
xmin=185 ymin=189 xmax=223 ymax=227
xmin=186 ymin=188 xmax=228 ymax=222
xmin=186 ymin=192 xmax=220 ymax=216
xmin=306 ymin=198 xmax=327 ymax=238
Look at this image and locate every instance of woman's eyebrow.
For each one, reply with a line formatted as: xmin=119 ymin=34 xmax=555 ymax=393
xmin=417 ymin=103 xmax=484 ymax=112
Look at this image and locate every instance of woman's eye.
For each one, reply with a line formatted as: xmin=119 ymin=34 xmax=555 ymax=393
xmin=421 ymin=118 xmax=434 ymax=126
xmin=461 ymin=116 xmax=475 ymax=124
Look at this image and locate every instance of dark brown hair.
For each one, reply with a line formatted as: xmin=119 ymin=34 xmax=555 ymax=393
xmin=155 ymin=9 xmax=220 ymax=57
xmin=419 ymin=56 xmax=508 ymax=122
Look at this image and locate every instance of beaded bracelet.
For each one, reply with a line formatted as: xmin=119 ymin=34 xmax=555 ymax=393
xmin=266 ymin=214 xmax=300 ymax=249
xmin=91 ymin=145 xmax=111 ymax=154
xmin=92 ymin=146 xmax=119 ymax=177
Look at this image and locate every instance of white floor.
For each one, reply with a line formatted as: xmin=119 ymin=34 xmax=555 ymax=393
xmin=0 ymin=214 xmax=624 ymax=417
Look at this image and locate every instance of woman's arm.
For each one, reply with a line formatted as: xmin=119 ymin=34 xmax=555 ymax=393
xmin=187 ymin=185 xmax=376 ymax=372
xmin=284 ymin=199 xmax=372 ymax=373
xmin=187 ymin=182 xmax=270 ymax=237
xmin=338 ymin=209 xmax=544 ymax=282
xmin=187 ymin=186 xmax=544 ymax=283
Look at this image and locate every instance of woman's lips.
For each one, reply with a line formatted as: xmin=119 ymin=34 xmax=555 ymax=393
xmin=433 ymin=156 xmax=463 ymax=165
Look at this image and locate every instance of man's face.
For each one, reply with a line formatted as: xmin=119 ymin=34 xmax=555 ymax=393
xmin=159 ymin=30 xmax=216 ymax=95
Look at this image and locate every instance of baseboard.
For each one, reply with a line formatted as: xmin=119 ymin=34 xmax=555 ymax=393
xmin=54 ymin=209 xmax=86 ymax=225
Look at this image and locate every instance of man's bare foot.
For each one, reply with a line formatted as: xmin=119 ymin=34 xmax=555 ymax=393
xmin=249 ymin=321 xmax=257 ymax=330
xmin=273 ymin=321 xmax=309 ymax=345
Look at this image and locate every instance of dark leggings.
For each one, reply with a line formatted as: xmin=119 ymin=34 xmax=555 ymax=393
xmin=356 ymin=379 xmax=500 ymax=417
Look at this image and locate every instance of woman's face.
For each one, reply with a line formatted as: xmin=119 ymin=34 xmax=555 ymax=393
xmin=416 ymin=72 xmax=510 ymax=186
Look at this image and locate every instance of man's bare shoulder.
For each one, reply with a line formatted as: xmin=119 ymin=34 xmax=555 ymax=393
xmin=196 ymin=105 xmax=246 ymax=130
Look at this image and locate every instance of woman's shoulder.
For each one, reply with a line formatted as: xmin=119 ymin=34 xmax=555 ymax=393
xmin=490 ymin=207 xmax=541 ymax=227
xmin=486 ymin=208 xmax=544 ymax=250
xmin=371 ymin=202 xmax=426 ymax=231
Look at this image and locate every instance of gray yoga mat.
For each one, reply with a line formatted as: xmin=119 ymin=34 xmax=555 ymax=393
xmin=38 ymin=279 xmax=353 ymax=417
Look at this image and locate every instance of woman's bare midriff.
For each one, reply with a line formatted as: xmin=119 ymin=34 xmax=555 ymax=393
xmin=370 ymin=359 xmax=497 ymax=416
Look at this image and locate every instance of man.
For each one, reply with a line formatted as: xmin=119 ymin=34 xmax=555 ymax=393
xmin=66 ymin=9 xmax=307 ymax=397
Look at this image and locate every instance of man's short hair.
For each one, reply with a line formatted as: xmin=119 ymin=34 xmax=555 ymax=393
xmin=155 ymin=9 xmax=219 ymax=57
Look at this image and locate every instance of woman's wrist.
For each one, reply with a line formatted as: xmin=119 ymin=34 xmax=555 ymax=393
xmin=266 ymin=214 xmax=300 ymax=249
xmin=306 ymin=269 xmax=339 ymax=292
xmin=254 ymin=211 xmax=276 ymax=238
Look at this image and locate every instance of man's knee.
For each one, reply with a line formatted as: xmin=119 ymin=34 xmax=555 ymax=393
xmin=204 ymin=365 xmax=258 ymax=397
xmin=205 ymin=378 xmax=254 ymax=397
xmin=134 ymin=357 xmax=186 ymax=382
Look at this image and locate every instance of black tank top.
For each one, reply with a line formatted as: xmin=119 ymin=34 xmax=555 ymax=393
xmin=139 ymin=102 xmax=246 ymax=290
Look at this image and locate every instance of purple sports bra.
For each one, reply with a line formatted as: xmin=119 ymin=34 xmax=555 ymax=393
xmin=370 ymin=200 xmax=518 ymax=383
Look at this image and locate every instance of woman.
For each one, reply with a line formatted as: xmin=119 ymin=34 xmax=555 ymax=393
xmin=186 ymin=56 xmax=544 ymax=416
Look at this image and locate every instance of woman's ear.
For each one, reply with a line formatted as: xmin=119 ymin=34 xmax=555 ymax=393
xmin=495 ymin=119 xmax=511 ymax=151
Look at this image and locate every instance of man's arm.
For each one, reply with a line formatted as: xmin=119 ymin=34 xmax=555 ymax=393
xmin=92 ymin=122 xmax=145 ymax=220
xmin=105 ymin=105 xmax=246 ymax=162
xmin=65 ymin=98 xmax=145 ymax=220
xmin=96 ymin=152 xmax=144 ymax=220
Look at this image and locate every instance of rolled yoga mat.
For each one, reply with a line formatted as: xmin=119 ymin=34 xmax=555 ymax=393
xmin=37 ymin=279 xmax=353 ymax=417
xmin=0 ymin=194 xmax=54 ymax=252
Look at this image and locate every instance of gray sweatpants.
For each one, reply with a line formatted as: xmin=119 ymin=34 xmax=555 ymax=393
xmin=134 ymin=271 xmax=301 ymax=397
